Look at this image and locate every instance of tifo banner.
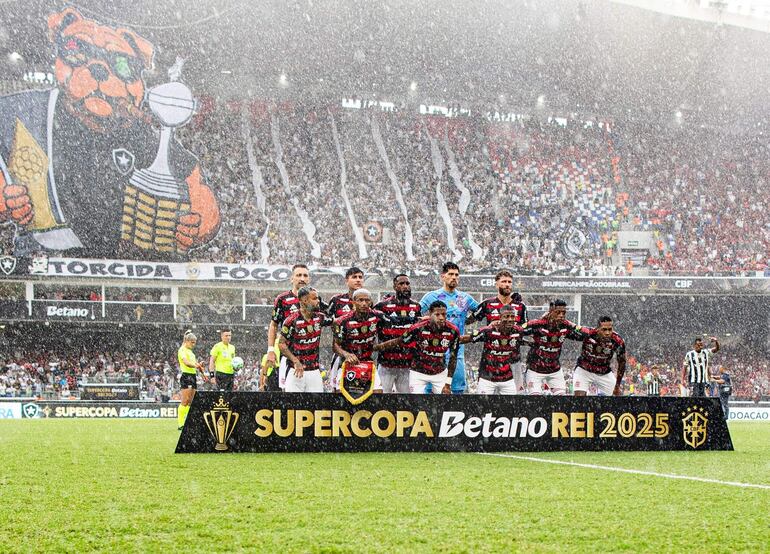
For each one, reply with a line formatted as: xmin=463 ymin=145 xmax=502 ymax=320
xmin=2 ymin=255 xmax=769 ymax=292
xmin=80 ymin=384 xmax=140 ymax=401
xmin=17 ymin=401 xmax=177 ymax=419
xmin=176 ymin=393 xmax=733 ymax=453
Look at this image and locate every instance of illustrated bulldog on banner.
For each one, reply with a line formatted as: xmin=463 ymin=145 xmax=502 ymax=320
xmin=0 ymin=8 xmax=220 ymax=259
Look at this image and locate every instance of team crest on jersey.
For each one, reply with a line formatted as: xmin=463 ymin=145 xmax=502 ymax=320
xmin=441 ymin=338 xmax=449 ymax=347
xmin=314 ymin=322 xmax=320 ymax=331
xmin=350 ymin=328 xmax=359 ymax=336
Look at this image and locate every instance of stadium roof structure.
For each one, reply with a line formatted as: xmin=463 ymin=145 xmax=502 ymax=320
xmin=3 ymin=0 xmax=769 ymax=129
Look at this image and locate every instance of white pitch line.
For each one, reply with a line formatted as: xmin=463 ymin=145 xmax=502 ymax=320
xmin=479 ymin=452 xmax=770 ymax=490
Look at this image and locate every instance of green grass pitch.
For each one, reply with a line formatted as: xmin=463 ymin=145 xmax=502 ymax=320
xmin=1 ymin=420 xmax=768 ymax=553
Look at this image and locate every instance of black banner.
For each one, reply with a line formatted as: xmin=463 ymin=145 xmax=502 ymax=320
xmin=176 ymin=393 xmax=733 ymax=453
xmin=80 ymin=384 xmax=140 ymax=401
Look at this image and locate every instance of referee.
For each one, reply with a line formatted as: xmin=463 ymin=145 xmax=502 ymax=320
xmin=209 ymin=328 xmax=237 ymax=391
xmin=682 ymin=336 xmax=720 ymax=397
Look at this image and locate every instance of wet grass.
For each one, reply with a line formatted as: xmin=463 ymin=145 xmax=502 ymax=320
xmin=0 ymin=420 xmax=768 ymax=553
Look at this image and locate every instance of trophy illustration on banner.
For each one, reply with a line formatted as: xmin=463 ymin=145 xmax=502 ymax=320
xmin=203 ymin=396 xmax=240 ymax=451
xmin=121 ymin=57 xmax=196 ymax=253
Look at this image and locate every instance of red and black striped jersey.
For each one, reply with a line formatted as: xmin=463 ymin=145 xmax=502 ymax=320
xmin=333 ymin=310 xmax=392 ymax=362
xmin=326 ymin=292 xmax=355 ymax=319
xmin=271 ymin=290 xmax=300 ymax=325
xmin=470 ymin=325 xmax=525 ymax=381
xmin=373 ymin=298 xmax=423 ymax=369
xmin=280 ymin=312 xmax=332 ymax=371
xmin=576 ymin=330 xmax=626 ymax=375
xmin=471 ymin=297 xmax=528 ymax=326
xmin=520 ymin=318 xmax=588 ymax=374
xmin=399 ymin=319 xmax=461 ymax=375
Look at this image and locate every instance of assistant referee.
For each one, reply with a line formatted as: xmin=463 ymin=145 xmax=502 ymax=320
xmin=209 ymin=328 xmax=237 ymax=391
xmin=178 ymin=331 xmax=207 ymax=429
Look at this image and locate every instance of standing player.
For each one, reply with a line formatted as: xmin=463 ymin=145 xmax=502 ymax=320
xmin=462 ymin=305 xmax=524 ymax=394
xmin=209 ymin=328 xmax=236 ymax=392
xmin=177 ymin=331 xmax=207 ymax=429
xmin=376 ymin=301 xmax=460 ymax=394
xmin=265 ymin=264 xmax=310 ymax=390
xmin=279 ymin=286 xmax=332 ymax=393
xmin=332 ymin=289 xmax=386 ymax=392
xmin=374 ymin=274 xmax=422 ymax=393
xmin=470 ymin=269 xmax=528 ymax=392
xmin=419 ymin=262 xmax=479 ymax=394
xmin=645 ymin=365 xmax=662 ymax=397
xmin=519 ymin=299 xmax=587 ymax=395
xmin=572 ymin=316 xmax=627 ymax=396
xmin=326 ymin=266 xmax=365 ymax=388
xmin=326 ymin=266 xmax=365 ymax=319
xmin=682 ymin=336 xmax=720 ymax=397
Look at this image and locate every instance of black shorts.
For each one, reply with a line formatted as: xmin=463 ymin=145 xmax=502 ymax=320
xmin=264 ymin=367 xmax=280 ymax=391
xmin=216 ymin=372 xmax=235 ymax=391
xmin=180 ymin=373 xmax=197 ymax=390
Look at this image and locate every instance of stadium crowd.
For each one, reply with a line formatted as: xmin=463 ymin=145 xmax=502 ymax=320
xmin=1 ymin=343 xmax=765 ymax=400
xmin=174 ymin=100 xmax=767 ymax=277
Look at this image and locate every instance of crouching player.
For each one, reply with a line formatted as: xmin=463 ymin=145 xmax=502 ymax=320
xmin=375 ymin=301 xmax=460 ymax=394
xmin=461 ymin=305 xmax=525 ymax=394
xmin=572 ymin=316 xmax=626 ymax=396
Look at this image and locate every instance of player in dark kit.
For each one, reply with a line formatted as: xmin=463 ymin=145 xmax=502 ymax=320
xmin=520 ymin=299 xmax=587 ymax=395
xmin=462 ymin=305 xmax=525 ymax=394
xmin=264 ymin=263 xmax=310 ymax=390
xmin=469 ymin=269 xmax=528 ymax=392
xmin=326 ymin=266 xmax=364 ymax=319
xmin=332 ymin=288 xmax=388 ymax=392
xmin=376 ymin=300 xmax=460 ymax=394
xmin=373 ymin=274 xmax=422 ymax=393
xmin=572 ymin=316 xmax=627 ymax=396
xmin=279 ymin=286 xmax=332 ymax=393
xmin=326 ymin=266 xmax=365 ymax=388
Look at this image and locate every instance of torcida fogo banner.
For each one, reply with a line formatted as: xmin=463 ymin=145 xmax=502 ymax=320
xmin=175 ymin=393 xmax=733 ymax=453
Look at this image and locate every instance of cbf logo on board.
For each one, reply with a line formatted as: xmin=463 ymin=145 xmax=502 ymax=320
xmin=682 ymin=405 xmax=709 ymax=449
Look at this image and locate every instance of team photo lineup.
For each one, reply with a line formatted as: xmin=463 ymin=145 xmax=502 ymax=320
xmin=174 ymin=262 xmax=731 ymax=430
xmin=1 ymin=1 xmax=768 ymax=552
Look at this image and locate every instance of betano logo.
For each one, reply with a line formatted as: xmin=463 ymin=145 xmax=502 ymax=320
xmin=252 ymin=409 xmax=550 ymax=439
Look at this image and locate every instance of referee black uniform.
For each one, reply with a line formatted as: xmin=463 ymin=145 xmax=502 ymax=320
xmin=683 ymin=338 xmax=718 ymax=397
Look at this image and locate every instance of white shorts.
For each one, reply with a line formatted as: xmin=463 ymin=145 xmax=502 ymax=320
xmin=409 ymin=369 xmax=448 ymax=394
xmin=572 ymin=366 xmax=616 ymax=396
xmin=284 ymin=368 xmax=324 ymax=393
xmin=378 ymin=365 xmax=410 ymax=393
xmin=510 ymin=361 xmax=525 ymax=394
xmin=278 ymin=358 xmax=288 ymax=389
xmin=477 ymin=378 xmax=518 ymax=395
xmin=526 ymin=369 xmax=567 ymax=396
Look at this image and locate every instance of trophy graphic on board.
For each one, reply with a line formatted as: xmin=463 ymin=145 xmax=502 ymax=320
xmin=203 ymin=396 xmax=240 ymax=451
xmin=121 ymin=58 xmax=196 ymax=253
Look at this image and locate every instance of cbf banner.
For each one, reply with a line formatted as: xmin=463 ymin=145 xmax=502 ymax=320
xmin=176 ymin=393 xmax=733 ymax=453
